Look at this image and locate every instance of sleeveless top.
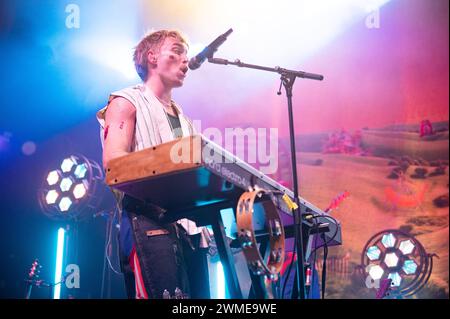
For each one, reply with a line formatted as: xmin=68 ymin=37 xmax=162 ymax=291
xmin=96 ymin=84 xmax=210 ymax=247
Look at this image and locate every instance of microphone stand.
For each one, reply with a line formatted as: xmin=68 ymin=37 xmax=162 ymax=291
xmin=208 ymin=57 xmax=324 ymax=299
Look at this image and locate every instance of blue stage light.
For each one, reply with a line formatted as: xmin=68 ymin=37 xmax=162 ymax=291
xmin=38 ymin=154 xmax=103 ymax=220
xmin=361 ymin=229 xmax=435 ymax=298
xmin=53 ymin=227 xmax=66 ymax=299
xmin=216 ymin=261 xmax=226 ymax=299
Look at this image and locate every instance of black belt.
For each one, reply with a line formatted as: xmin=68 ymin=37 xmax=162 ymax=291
xmin=122 ymin=195 xmax=167 ymax=221
xmin=122 ymin=195 xmax=196 ymax=250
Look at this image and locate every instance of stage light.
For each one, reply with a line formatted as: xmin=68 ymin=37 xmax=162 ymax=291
xmin=65 ymin=0 xmax=392 ymax=108
xmin=45 ymin=190 xmax=59 ymax=205
xmin=53 ymin=227 xmax=66 ymax=299
xmin=73 ymin=183 xmax=87 ymax=199
xmin=402 ymin=260 xmax=417 ymax=275
xmin=149 ymin=0 xmax=392 ymax=69
xmin=368 ymin=264 xmax=384 ymax=280
xmin=216 ymin=261 xmax=226 ymax=299
xmin=399 ymin=240 xmax=415 ymax=255
xmin=46 ymin=170 xmax=60 ymax=186
xmin=76 ymin=38 xmax=138 ymax=80
xmin=384 ymin=252 xmax=399 ymax=268
xmin=58 ymin=197 xmax=72 ymax=212
xmin=388 ymin=272 xmax=402 ymax=287
xmin=59 ymin=177 xmax=73 ymax=192
xmin=38 ymin=154 xmax=104 ymax=220
xmin=74 ymin=164 xmax=87 ymax=179
xmin=61 ymin=157 xmax=76 ymax=173
xmin=366 ymin=245 xmax=381 ymax=261
xmin=381 ymin=233 xmax=396 ymax=248
xmin=361 ymin=229 xmax=436 ymax=298
xmin=22 ymin=141 xmax=37 ymax=156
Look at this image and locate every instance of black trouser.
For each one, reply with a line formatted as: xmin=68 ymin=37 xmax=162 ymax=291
xmin=120 ymin=196 xmax=210 ymax=299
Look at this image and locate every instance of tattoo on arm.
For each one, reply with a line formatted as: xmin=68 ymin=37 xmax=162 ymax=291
xmin=104 ymin=125 xmax=110 ymax=140
xmin=104 ymin=120 xmax=126 ymax=141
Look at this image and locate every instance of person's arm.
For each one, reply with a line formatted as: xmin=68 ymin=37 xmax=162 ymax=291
xmin=102 ymin=97 xmax=136 ymax=169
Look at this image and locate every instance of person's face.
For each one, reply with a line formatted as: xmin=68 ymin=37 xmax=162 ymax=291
xmin=150 ymin=37 xmax=189 ymax=88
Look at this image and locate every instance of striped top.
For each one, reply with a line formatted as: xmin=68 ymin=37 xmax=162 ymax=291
xmin=96 ymin=84 xmax=210 ymax=246
xmin=96 ymin=84 xmax=194 ymax=152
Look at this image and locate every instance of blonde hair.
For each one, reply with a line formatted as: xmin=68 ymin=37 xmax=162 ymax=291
xmin=133 ymin=29 xmax=188 ymax=81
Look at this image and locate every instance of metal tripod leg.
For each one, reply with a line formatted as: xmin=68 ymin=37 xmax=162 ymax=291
xmin=210 ymin=212 xmax=243 ymax=299
xmin=247 ymin=239 xmax=269 ymax=299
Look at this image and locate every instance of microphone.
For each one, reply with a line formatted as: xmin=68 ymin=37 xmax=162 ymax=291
xmin=188 ymin=28 xmax=233 ymax=70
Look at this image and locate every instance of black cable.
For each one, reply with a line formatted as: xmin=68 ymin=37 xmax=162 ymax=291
xmin=308 ymin=218 xmax=320 ymax=299
xmin=303 ymin=214 xmax=336 ymax=299
xmin=321 ymin=233 xmax=328 ymax=299
xmin=106 ymin=208 xmax=121 ymax=275
xmin=265 ymin=191 xmax=337 ymax=299
xmin=308 ymin=214 xmax=340 ymax=256
xmin=281 ymin=217 xmax=319 ymax=299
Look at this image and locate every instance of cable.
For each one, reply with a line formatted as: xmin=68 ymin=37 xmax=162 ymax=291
xmin=105 ymin=207 xmax=122 ymax=275
xmin=281 ymin=217 xmax=319 ymax=299
xmin=321 ymin=233 xmax=328 ymax=299
xmin=308 ymin=218 xmax=320 ymax=299
xmin=308 ymin=214 xmax=336 ymax=299
xmin=302 ymin=214 xmax=335 ymax=299
xmin=101 ymin=205 xmax=123 ymax=298
xmin=250 ymin=191 xmax=337 ymax=299
xmin=308 ymin=214 xmax=340 ymax=256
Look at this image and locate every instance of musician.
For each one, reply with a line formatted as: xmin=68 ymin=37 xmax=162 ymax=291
xmin=96 ymin=29 xmax=210 ymax=299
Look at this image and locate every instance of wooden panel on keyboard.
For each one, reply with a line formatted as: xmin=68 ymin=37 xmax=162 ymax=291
xmin=106 ymin=135 xmax=202 ymax=186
